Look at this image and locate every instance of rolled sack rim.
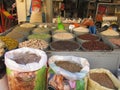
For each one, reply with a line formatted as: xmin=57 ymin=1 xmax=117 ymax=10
xmin=4 ymin=47 xmax=47 ymax=72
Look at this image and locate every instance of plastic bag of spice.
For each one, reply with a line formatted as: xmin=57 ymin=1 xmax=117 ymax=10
xmin=5 ymin=47 xmax=47 ymax=90
xmin=86 ymin=68 xmax=120 ymax=90
xmin=48 ymin=55 xmax=90 ymax=90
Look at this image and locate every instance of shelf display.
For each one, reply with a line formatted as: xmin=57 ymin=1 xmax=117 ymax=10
xmin=0 ymin=21 xmax=120 ymax=90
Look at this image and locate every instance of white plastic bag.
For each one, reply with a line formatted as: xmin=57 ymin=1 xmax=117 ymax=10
xmin=48 ymin=55 xmax=90 ymax=80
xmin=5 ymin=47 xmax=47 ymax=72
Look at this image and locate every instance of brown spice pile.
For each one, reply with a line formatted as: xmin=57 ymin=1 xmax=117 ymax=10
xmin=90 ymin=73 xmax=117 ymax=89
xmin=55 ymin=61 xmax=82 ymax=73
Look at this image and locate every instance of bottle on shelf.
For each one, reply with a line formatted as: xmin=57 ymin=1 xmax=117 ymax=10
xmin=57 ymin=16 xmax=65 ymax=30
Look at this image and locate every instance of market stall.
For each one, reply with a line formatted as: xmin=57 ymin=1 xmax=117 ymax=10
xmin=0 ymin=0 xmax=120 ymax=90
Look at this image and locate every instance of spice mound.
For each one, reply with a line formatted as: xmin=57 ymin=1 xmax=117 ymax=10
xmin=55 ymin=61 xmax=82 ymax=73
xmin=19 ymin=39 xmax=48 ymax=50
xmin=50 ymin=41 xmax=80 ymax=51
xmin=73 ymin=27 xmax=89 ymax=33
xmin=82 ymin=41 xmax=111 ymax=51
xmin=101 ymin=28 xmax=119 ymax=37
xmin=13 ymin=52 xmax=41 ymax=64
xmin=28 ymin=34 xmax=51 ymax=41
xmin=32 ymin=28 xmax=49 ymax=34
xmin=77 ymin=34 xmax=99 ymax=41
xmin=90 ymin=73 xmax=117 ymax=89
xmin=20 ymin=23 xmax=36 ymax=28
xmin=53 ymin=33 xmax=74 ymax=40
xmin=0 ymin=36 xmax=18 ymax=50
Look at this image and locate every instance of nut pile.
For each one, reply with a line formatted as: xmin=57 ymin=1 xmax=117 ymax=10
xmin=0 ymin=36 xmax=18 ymax=50
xmin=19 ymin=39 xmax=48 ymax=50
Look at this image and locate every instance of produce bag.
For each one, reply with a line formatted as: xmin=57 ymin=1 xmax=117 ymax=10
xmin=86 ymin=68 xmax=120 ymax=90
xmin=5 ymin=47 xmax=47 ymax=90
xmin=30 ymin=0 xmax=42 ymax=23
xmin=48 ymin=55 xmax=90 ymax=90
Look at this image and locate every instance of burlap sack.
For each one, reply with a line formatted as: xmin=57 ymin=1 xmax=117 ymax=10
xmin=30 ymin=12 xmax=42 ymax=23
xmin=86 ymin=68 xmax=120 ymax=90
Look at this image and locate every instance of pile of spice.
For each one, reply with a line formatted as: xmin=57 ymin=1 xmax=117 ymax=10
xmin=101 ymin=28 xmax=119 ymax=37
xmin=82 ymin=41 xmax=111 ymax=51
xmin=13 ymin=52 xmax=41 ymax=64
xmin=20 ymin=23 xmax=36 ymax=28
xmin=32 ymin=28 xmax=50 ymax=34
xmin=28 ymin=34 xmax=51 ymax=42
xmin=77 ymin=34 xmax=99 ymax=41
xmin=50 ymin=41 xmax=79 ymax=51
xmin=90 ymin=73 xmax=117 ymax=89
xmin=0 ymin=36 xmax=18 ymax=50
xmin=52 ymin=33 xmax=74 ymax=41
xmin=55 ymin=61 xmax=82 ymax=73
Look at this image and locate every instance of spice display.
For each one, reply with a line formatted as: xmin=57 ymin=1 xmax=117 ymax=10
xmin=55 ymin=61 xmax=82 ymax=73
xmin=20 ymin=23 xmax=36 ymax=28
xmin=77 ymin=34 xmax=99 ymax=41
xmin=13 ymin=52 xmax=41 ymax=64
xmin=82 ymin=41 xmax=111 ymax=51
xmin=109 ymin=38 xmax=120 ymax=46
xmin=101 ymin=28 xmax=119 ymax=37
xmin=90 ymin=73 xmax=116 ymax=89
xmin=52 ymin=33 xmax=74 ymax=41
xmin=19 ymin=39 xmax=48 ymax=50
xmin=32 ymin=28 xmax=49 ymax=34
xmin=0 ymin=36 xmax=18 ymax=50
xmin=50 ymin=41 xmax=79 ymax=51
xmin=28 ymin=34 xmax=51 ymax=42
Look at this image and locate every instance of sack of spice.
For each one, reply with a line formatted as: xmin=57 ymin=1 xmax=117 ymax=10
xmin=5 ymin=47 xmax=47 ymax=90
xmin=86 ymin=68 xmax=120 ymax=90
xmin=30 ymin=0 xmax=42 ymax=23
xmin=48 ymin=55 xmax=90 ymax=90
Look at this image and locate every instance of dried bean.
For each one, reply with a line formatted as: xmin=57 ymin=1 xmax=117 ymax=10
xmin=82 ymin=41 xmax=111 ymax=51
xmin=77 ymin=34 xmax=99 ymax=40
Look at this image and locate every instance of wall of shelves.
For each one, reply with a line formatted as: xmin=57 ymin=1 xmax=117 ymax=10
xmin=96 ymin=3 xmax=120 ymax=19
